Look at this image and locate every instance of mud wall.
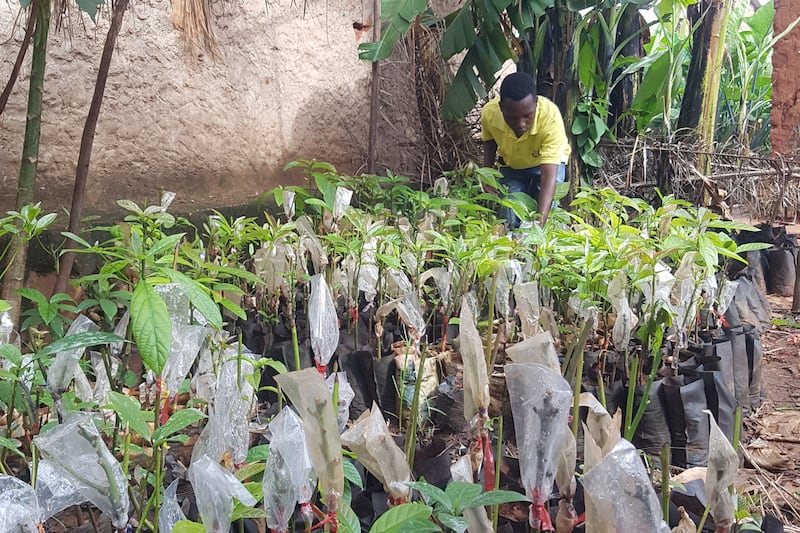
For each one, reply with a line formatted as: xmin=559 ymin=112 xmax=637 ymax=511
xmin=771 ymin=0 xmax=800 ymax=154
xmin=0 ymin=0 xmax=422 ymax=217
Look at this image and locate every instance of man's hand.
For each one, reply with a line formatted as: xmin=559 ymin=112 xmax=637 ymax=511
xmin=538 ymin=164 xmax=558 ymax=224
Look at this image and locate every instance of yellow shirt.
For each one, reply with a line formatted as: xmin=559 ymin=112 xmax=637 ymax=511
xmin=480 ymin=96 xmax=570 ymax=168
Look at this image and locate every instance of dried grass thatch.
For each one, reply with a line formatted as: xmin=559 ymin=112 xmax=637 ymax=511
xmin=170 ymin=0 xmax=220 ymax=58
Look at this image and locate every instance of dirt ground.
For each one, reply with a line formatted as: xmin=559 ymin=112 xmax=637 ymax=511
xmin=739 ymin=293 xmax=800 ymax=530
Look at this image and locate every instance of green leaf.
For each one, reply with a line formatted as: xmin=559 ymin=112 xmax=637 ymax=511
xmin=215 ymin=294 xmax=247 ymax=321
xmin=736 ymin=242 xmax=772 ymax=253
xmin=0 ymin=300 xmax=11 ymax=313
xmin=343 ymin=460 xmax=364 ymax=489
xmin=38 ymin=331 xmax=126 ymax=358
xmin=75 ymin=0 xmax=103 ymax=21
xmin=0 ymin=344 xmax=23 ymax=368
xmin=245 ymin=444 xmax=270 ymax=462
xmin=131 ymin=279 xmax=172 ymax=375
xmin=0 ymin=436 xmax=24 ymax=458
xmin=436 ymin=513 xmax=469 ymax=533
xmin=444 ymin=482 xmax=483 ymax=514
xmin=231 ymin=505 xmax=267 ymax=521
xmin=17 ymin=287 xmax=48 ymax=307
xmin=468 ymin=489 xmax=530 ymax=507
xmin=698 ymin=234 xmax=719 ymax=269
xmin=338 ymin=504 xmax=362 ymax=533
xmin=173 ymin=521 xmax=206 ymax=533
xmin=397 ymin=518 xmax=442 ymax=532
xmin=107 ymin=391 xmax=153 ymax=441
xmin=153 ymin=408 xmax=206 ymax=444
xmin=407 ymin=480 xmax=452 ymax=511
xmin=369 ymin=503 xmax=434 ymax=533
xmin=235 ymin=462 xmax=267 ymax=482
xmin=442 ymin=52 xmax=487 ymax=120
xmin=162 ymin=269 xmax=223 ymax=329
xmin=441 ymin=6 xmax=476 ymax=59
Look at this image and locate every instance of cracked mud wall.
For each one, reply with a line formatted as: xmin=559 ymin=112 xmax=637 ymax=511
xmin=771 ymin=0 xmax=800 ymax=154
xmin=0 ymin=0 xmax=422 ymax=216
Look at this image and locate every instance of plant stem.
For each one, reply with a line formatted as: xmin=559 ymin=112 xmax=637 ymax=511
xmin=571 ymin=342 xmax=584 ymax=439
xmin=696 ymin=504 xmax=711 ymax=531
xmin=624 ymin=356 xmax=639 ymax=439
xmin=661 ymin=442 xmax=670 ymax=523
xmin=484 ymin=273 xmax=498 ymax=372
xmin=492 ymin=416 xmax=503 ymax=531
xmin=404 ymin=348 xmax=426 ymax=469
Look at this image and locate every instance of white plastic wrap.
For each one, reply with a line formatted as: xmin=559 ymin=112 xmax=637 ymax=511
xmin=419 ymin=267 xmax=452 ymax=308
xmin=333 ymin=187 xmax=353 ymax=221
xmin=263 ymin=407 xmax=315 ymax=532
xmin=73 ymin=366 xmax=94 ymax=403
xmin=191 ymin=415 xmax=228 ymax=466
xmin=34 ymin=414 xmax=129 ymax=528
xmin=433 ymin=176 xmax=449 ymax=197
xmin=35 ymin=459 xmax=84 ymax=522
xmin=704 ymin=410 xmax=737 ymax=529
xmin=110 ymin=309 xmax=130 ymax=357
xmin=385 ymin=268 xmax=413 ymax=299
xmin=253 ymin=243 xmax=293 ymax=294
xmin=0 ymin=309 xmax=14 ymax=345
xmin=90 ymin=352 xmax=118 ymax=406
xmin=636 ymin=261 xmax=675 ymax=310
xmin=486 ymin=267 xmax=512 ymax=318
xmin=309 ymin=274 xmax=340 ymax=367
xmin=326 ymin=372 xmax=354 ymax=432
xmin=567 ymin=294 xmax=598 ymax=333
xmin=154 ymin=282 xmax=190 ymax=332
xmin=159 ymin=479 xmax=187 ymax=533
xmin=162 ymin=324 xmax=206 ymax=397
xmin=459 ymin=294 xmax=490 ymax=422
xmin=450 ymin=455 xmax=493 ymax=533
xmin=341 ymin=404 xmax=412 ymax=502
xmin=513 ymin=281 xmax=541 ymax=338
xmin=579 ymin=392 xmax=622 ymax=457
xmin=505 ymin=363 xmax=572 ymax=530
xmin=0 ymin=474 xmax=39 ymax=533
xmin=283 ymin=189 xmax=296 ymax=219
xmin=375 ymin=294 xmax=426 ymax=336
xmin=583 ymin=439 xmax=670 ymax=533
xmin=275 ymin=368 xmax=345 ymax=500
xmin=555 ymin=430 xmax=577 ymax=499
xmin=296 ymin=216 xmax=328 ymax=271
xmin=215 ymin=347 xmax=256 ymax=464
xmin=47 ymin=315 xmax=98 ymax=394
xmin=505 ymin=331 xmax=560 ymax=373
xmin=191 ymin=339 xmax=216 ymax=404
xmin=188 ymin=455 xmax=257 ymax=533
xmin=607 ymin=271 xmax=638 ymax=351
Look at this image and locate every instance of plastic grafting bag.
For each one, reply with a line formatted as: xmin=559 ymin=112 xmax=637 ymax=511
xmin=47 ymin=315 xmax=98 ymax=394
xmin=579 ymin=392 xmax=622 ymax=457
xmin=567 ymin=294 xmax=598 ymax=333
xmin=283 ymin=189 xmax=296 ymax=219
xmin=34 ymin=414 xmax=129 ymax=528
xmin=326 ymin=372 xmax=355 ymax=433
xmin=704 ymin=410 xmax=737 ymax=529
xmin=253 ymin=242 xmax=293 ymax=293
xmin=450 ymin=455 xmax=493 ymax=533
xmin=191 ymin=414 xmax=228 ymax=466
xmin=214 ymin=346 xmax=256 ymax=464
xmin=375 ymin=293 xmax=427 ymax=337
xmin=385 ymin=268 xmax=413 ymax=299
xmin=637 ymin=261 xmax=675 ymax=310
xmin=191 ymin=333 xmax=217 ymax=404
xmin=0 ymin=474 xmax=39 ymax=533
xmin=110 ymin=309 xmax=130 ymax=357
xmin=671 ymin=252 xmax=701 ymax=347
xmin=717 ymin=279 xmax=738 ymax=319
xmin=188 ymin=455 xmax=257 ymax=533
xmin=555 ymin=429 xmax=577 ymax=499
xmin=73 ymin=365 xmax=94 ymax=403
xmin=341 ymin=403 xmax=411 ymax=503
xmin=263 ymin=407 xmax=315 ymax=532
xmin=35 ymin=459 xmax=84 ymax=522
xmin=333 ymin=186 xmax=353 ymax=221
xmin=159 ymin=479 xmax=187 ymax=533
xmin=296 ymin=216 xmax=328 ymax=272
xmin=309 ymin=273 xmax=340 ymax=367
xmin=162 ymin=324 xmax=206 ymax=397
xmin=90 ymin=351 xmax=118 ymax=406
xmin=505 ymin=331 xmax=560 ymax=373
xmin=275 ymin=369 xmax=345 ymax=501
xmin=582 ymin=439 xmax=670 ymax=533
xmin=459 ymin=294 xmax=490 ymax=423
xmin=513 ymin=281 xmax=541 ymax=339
xmin=505 ymin=363 xmax=572 ymax=530
xmin=433 ymin=176 xmax=449 ymax=197
xmin=154 ymin=282 xmax=191 ymax=332
xmin=485 ymin=265 xmax=512 ymax=318
xmin=607 ymin=271 xmax=638 ymax=352
xmin=0 ymin=309 xmax=14 ymax=345
xmin=419 ymin=267 xmax=452 ymax=309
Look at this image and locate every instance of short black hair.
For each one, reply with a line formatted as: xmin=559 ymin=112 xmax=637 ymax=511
xmin=499 ymin=72 xmax=536 ymax=102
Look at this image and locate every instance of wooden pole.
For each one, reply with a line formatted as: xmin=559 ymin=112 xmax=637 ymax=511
xmin=365 ymin=0 xmax=381 ymax=174
xmin=0 ymin=0 xmax=37 ymax=117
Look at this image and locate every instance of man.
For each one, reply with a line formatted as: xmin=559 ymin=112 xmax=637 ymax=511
xmin=481 ymin=71 xmax=570 ymax=226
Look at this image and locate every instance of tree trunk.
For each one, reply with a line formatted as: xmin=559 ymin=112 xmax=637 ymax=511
xmin=0 ymin=0 xmax=37 ymax=117
xmin=1 ymin=0 xmax=50 ymax=326
xmin=677 ymin=0 xmax=733 ymax=174
xmin=54 ymin=0 xmax=129 ymax=295
xmin=365 ymin=0 xmax=381 ymax=174
xmin=609 ymin=3 xmax=641 ymax=137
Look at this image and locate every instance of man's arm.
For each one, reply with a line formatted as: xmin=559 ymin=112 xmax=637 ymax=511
xmin=483 ymin=140 xmax=498 ymax=168
xmin=538 ymin=163 xmax=558 ymax=224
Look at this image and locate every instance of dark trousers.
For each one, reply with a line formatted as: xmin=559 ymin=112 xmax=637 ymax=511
xmin=499 ymin=164 xmax=566 ymax=228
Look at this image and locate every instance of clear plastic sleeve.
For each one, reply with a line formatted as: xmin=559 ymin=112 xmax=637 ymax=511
xmin=419 ymin=267 xmax=452 ymax=309
xmin=385 ymin=269 xmax=413 ymax=299
xmin=275 ymin=368 xmax=345 ymax=499
xmin=579 ymin=392 xmax=622 ymax=457
xmin=341 ymin=404 xmax=411 ymax=502
xmin=158 ymin=479 xmax=186 ymax=533
xmin=459 ymin=294 xmax=490 ymax=422
xmin=326 ymin=372 xmax=354 ymax=432
xmin=154 ymin=282 xmax=191 ymax=332
xmin=0 ymin=474 xmax=39 ymax=533
xmin=450 ymin=455 xmax=493 ymax=533
xmin=34 ymin=414 xmax=129 ymax=528
xmin=46 ymin=315 xmax=98 ymax=394
xmin=505 ymin=363 xmax=572 ymax=529
xmin=296 ymin=216 xmax=328 ymax=271
xmin=188 ymin=455 xmax=256 ymax=533
xmin=513 ymin=281 xmax=541 ymax=338
xmin=214 ymin=346 xmax=256 ymax=464
xmin=162 ymin=324 xmax=206 ymax=397
xmin=704 ymin=410 xmax=737 ymax=529
xmin=555 ymin=430 xmax=577 ymax=499
xmin=582 ymin=439 xmax=670 ymax=533
xmin=505 ymin=331 xmax=560 ymax=373
xmin=309 ymin=274 xmax=340 ymax=367
xmin=333 ymin=187 xmax=353 ymax=221
xmin=35 ymin=459 xmax=84 ymax=522
xmin=607 ymin=271 xmax=638 ymax=351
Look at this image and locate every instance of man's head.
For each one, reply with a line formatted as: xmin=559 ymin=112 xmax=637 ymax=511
xmin=499 ymin=72 xmax=537 ymax=138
